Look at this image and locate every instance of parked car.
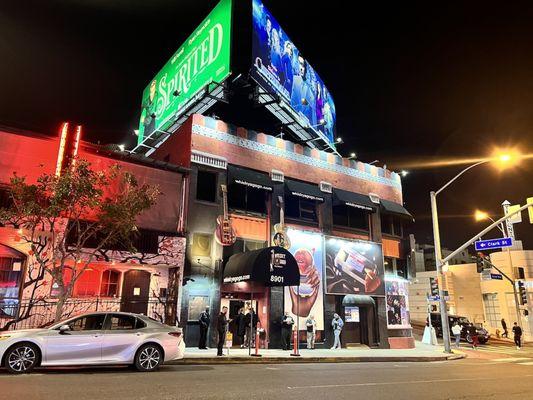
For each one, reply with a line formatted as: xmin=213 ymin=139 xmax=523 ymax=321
xmin=0 ymin=312 xmax=185 ymax=374
xmin=428 ymin=313 xmax=490 ymax=344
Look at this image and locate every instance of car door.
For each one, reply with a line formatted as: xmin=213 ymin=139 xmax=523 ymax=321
xmin=101 ymin=314 xmax=143 ymax=363
xmin=44 ymin=314 xmax=105 ymax=365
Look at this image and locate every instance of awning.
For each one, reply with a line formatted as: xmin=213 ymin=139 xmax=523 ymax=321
xmin=223 ymin=246 xmax=300 ymax=287
xmin=333 ymin=189 xmax=376 ymax=212
xmin=342 ymin=295 xmax=376 ymax=307
xmin=285 ymin=179 xmax=325 ymax=202
xmin=380 ymin=199 xmax=413 ymax=219
xmin=227 ymin=165 xmax=273 ymax=191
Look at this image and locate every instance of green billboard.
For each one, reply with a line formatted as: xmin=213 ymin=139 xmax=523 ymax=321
xmin=137 ymin=0 xmax=232 ymax=144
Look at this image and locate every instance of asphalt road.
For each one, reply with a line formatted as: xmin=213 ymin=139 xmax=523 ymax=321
xmin=2 ymin=344 xmax=533 ymax=400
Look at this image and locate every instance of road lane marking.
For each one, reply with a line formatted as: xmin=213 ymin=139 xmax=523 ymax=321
xmin=517 ymin=362 xmax=533 ymax=365
xmin=287 ymin=375 xmax=533 ymax=390
xmin=492 ymin=358 xmax=532 ymax=362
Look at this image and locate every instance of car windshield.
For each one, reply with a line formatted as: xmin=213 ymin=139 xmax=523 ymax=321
xmin=48 ymin=314 xmax=106 ymax=330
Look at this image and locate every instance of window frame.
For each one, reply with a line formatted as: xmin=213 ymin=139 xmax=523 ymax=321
xmin=332 ymin=204 xmax=370 ymax=231
xmin=285 ymin=194 xmax=318 ymax=223
xmin=195 ymin=169 xmax=218 ymax=203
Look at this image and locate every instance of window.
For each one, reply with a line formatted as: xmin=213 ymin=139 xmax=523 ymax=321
xmin=286 ymin=196 xmax=317 ymax=222
xmin=381 ymin=215 xmax=403 ymax=237
xmin=227 ymin=185 xmax=267 ymax=214
xmin=332 ymin=205 xmax=369 ymax=230
xmin=68 ymin=314 xmax=106 ymax=331
xmin=0 ymin=248 xmax=24 ymax=317
xmin=396 ymin=259 xmax=408 ymax=278
xmin=100 ymin=270 xmax=120 ymax=297
xmin=233 ymin=239 xmax=267 ymax=255
xmin=108 ymin=314 xmax=136 ymax=330
xmin=73 ymin=268 xmax=100 ymax=297
xmin=196 ymin=170 xmax=217 ymax=202
xmin=517 ymin=267 xmax=525 ymax=280
xmin=384 ymin=257 xmax=394 ymax=274
xmin=483 ymin=293 xmax=501 ymax=328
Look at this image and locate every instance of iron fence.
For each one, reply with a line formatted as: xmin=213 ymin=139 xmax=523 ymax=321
xmin=0 ymin=297 xmax=172 ymax=331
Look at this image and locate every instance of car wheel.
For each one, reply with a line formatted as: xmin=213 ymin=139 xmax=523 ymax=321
xmin=465 ymin=334 xmax=473 ymax=344
xmin=134 ymin=344 xmax=163 ymax=372
xmin=5 ymin=343 xmax=39 ymax=374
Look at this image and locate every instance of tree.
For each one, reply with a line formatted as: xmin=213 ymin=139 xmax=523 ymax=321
xmin=0 ymin=159 xmax=160 ymax=322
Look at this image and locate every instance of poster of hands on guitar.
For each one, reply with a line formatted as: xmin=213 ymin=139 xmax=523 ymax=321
xmin=283 ymin=228 xmax=324 ymax=331
xmin=324 ymin=237 xmax=385 ymax=296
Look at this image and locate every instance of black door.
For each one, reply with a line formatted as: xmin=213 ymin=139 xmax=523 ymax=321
xmin=121 ymin=270 xmax=151 ymax=315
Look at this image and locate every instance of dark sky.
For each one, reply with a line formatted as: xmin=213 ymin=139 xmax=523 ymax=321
xmin=1 ymin=0 xmax=532 ymax=251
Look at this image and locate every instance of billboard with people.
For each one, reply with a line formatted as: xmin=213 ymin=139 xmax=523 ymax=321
xmin=324 ymin=237 xmax=385 ymax=296
xmin=251 ymin=0 xmax=336 ymax=145
xmin=385 ymin=277 xmax=411 ymax=329
xmin=137 ymin=0 xmax=232 ymax=144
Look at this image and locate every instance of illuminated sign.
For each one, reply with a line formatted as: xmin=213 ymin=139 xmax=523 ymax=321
xmin=137 ymin=0 xmax=232 ymax=144
xmin=55 ymin=122 xmax=82 ymax=177
xmin=251 ymin=0 xmax=337 ymax=145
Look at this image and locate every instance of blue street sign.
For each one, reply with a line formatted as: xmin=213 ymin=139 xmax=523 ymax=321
xmin=490 ymin=273 xmax=503 ymax=280
xmin=475 ymin=237 xmax=513 ymax=251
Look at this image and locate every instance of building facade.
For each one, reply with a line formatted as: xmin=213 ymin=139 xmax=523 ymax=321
xmin=151 ymin=114 xmax=414 ymax=349
xmin=0 ymin=127 xmax=187 ymax=330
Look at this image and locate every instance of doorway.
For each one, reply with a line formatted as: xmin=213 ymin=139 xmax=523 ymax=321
xmin=120 ymin=270 xmax=151 ymax=315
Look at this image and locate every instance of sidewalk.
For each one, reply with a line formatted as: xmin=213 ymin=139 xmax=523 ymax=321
xmin=170 ymin=341 xmax=465 ymax=365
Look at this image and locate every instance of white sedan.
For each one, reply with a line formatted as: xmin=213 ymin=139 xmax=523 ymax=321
xmin=0 ymin=312 xmax=185 ymax=373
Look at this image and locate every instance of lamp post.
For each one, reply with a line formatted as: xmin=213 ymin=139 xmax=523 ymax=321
xmin=474 ymin=210 xmax=507 ymax=236
xmin=430 ymin=152 xmax=517 ymax=353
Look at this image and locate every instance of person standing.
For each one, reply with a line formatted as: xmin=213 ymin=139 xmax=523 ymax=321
xmin=306 ymin=315 xmax=317 ymax=349
xmin=216 ymin=306 xmax=230 ymax=356
xmin=245 ymin=308 xmax=260 ymax=348
xmin=513 ymin=322 xmax=523 ymax=349
xmin=234 ymin=307 xmax=246 ymax=348
xmin=281 ymin=311 xmax=294 ymax=350
xmin=331 ymin=313 xmax=344 ymax=350
xmin=198 ymin=306 xmax=210 ymax=350
xmin=501 ymin=318 xmax=508 ymax=338
xmin=451 ymin=321 xmax=462 ymax=348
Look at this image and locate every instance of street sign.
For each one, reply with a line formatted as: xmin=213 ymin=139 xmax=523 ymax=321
xmin=490 ymin=273 xmax=503 ymax=280
xmin=475 ymin=237 xmax=513 ymax=251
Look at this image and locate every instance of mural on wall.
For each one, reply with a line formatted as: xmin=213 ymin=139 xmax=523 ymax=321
xmin=0 ymin=227 xmax=186 ymax=331
xmin=283 ymin=229 xmax=324 ymax=331
xmin=386 ymin=277 xmax=411 ymax=329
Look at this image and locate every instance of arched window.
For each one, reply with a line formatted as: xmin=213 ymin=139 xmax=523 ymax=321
xmin=100 ymin=269 xmax=120 ymax=297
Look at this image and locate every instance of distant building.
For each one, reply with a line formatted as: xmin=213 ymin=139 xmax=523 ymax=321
xmin=413 ymin=243 xmax=471 ymax=272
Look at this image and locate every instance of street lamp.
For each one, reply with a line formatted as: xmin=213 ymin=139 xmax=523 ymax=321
xmin=474 ymin=210 xmax=506 ymax=236
xmin=430 ymin=149 xmax=518 ymax=353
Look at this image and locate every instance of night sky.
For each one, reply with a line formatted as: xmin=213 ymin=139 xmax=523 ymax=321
xmin=1 ymin=0 xmax=532 ymax=251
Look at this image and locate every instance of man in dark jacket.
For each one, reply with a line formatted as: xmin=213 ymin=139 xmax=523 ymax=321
xmin=234 ymin=307 xmax=246 ymax=348
xmin=198 ymin=306 xmax=210 ymax=349
xmin=281 ymin=311 xmax=294 ymax=350
xmin=513 ymin=322 xmax=523 ymax=349
xmin=217 ymin=306 xmax=230 ymax=356
xmin=501 ymin=318 xmax=508 ymax=338
xmin=244 ymin=308 xmax=261 ymax=348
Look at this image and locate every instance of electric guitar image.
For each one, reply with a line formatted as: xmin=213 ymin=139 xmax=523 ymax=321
xmin=215 ymin=184 xmax=236 ymax=246
xmin=272 ymin=196 xmax=290 ymax=249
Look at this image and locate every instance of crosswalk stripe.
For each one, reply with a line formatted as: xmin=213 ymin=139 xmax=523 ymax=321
xmin=516 ymin=361 xmax=533 ymax=365
xmin=492 ymin=357 xmax=532 ymax=362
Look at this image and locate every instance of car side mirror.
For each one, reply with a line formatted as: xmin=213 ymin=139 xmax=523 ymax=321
xmin=59 ymin=325 xmax=71 ymax=334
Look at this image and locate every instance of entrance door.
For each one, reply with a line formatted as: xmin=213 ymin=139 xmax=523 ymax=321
xmin=228 ymin=300 xmax=245 ymax=346
xmin=121 ymin=270 xmax=151 ymax=315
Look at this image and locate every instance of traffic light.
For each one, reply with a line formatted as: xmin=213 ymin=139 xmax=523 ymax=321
xmin=429 ymin=277 xmax=439 ymax=297
xmin=475 ymin=252 xmax=489 ymax=273
xmin=517 ymin=281 xmax=527 ymax=305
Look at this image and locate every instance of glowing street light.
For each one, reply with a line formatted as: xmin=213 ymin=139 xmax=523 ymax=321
xmin=400 ymin=170 xmax=409 ymax=177
xmin=474 ymin=209 xmax=506 ymax=235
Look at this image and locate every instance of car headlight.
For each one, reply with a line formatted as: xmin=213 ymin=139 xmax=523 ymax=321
xmin=0 ymin=335 xmax=11 ymax=341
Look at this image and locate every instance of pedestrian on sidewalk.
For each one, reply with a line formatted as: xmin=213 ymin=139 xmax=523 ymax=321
xmin=306 ymin=315 xmax=317 ymax=349
xmin=501 ymin=318 xmax=508 ymax=338
xmin=245 ymin=308 xmax=260 ymax=348
xmin=198 ymin=306 xmax=210 ymax=349
xmin=451 ymin=321 xmax=462 ymax=348
xmin=281 ymin=311 xmax=294 ymax=350
xmin=234 ymin=307 xmax=246 ymax=348
xmin=512 ymin=322 xmax=523 ymax=350
xmin=331 ymin=313 xmax=344 ymax=349
xmin=468 ymin=323 xmax=479 ymax=350
xmin=216 ymin=306 xmax=230 ymax=356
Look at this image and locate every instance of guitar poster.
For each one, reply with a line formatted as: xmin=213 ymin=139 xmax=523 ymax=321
xmin=283 ymin=228 xmax=324 ymax=331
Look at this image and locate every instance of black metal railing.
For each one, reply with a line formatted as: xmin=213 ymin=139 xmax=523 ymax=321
xmin=0 ymin=297 xmax=173 ymax=331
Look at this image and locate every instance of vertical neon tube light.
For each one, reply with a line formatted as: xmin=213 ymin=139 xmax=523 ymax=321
xmin=55 ymin=122 xmax=69 ymax=177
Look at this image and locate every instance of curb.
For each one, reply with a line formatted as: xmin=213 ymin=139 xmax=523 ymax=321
xmin=169 ymin=353 xmax=466 ymax=365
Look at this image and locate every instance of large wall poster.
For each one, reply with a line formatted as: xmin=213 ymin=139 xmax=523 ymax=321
xmin=251 ymin=0 xmax=337 ymax=145
xmin=283 ymin=229 xmax=324 ymax=331
xmin=386 ymin=278 xmax=411 ymax=329
xmin=325 ymin=237 xmax=385 ymax=296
